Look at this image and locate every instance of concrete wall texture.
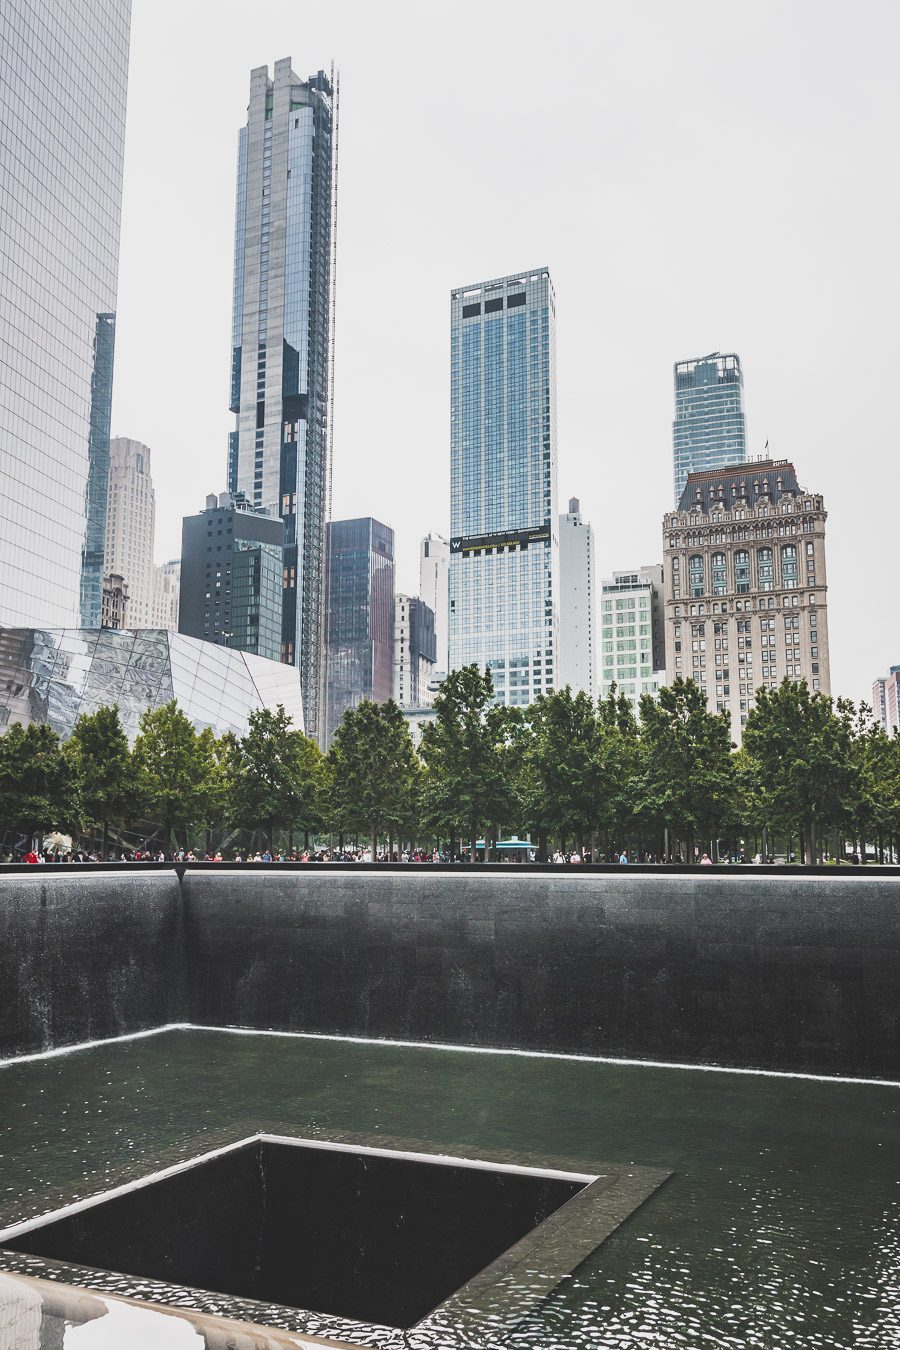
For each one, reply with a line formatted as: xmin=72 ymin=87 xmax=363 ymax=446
xmin=2 ymin=869 xmax=898 ymax=1076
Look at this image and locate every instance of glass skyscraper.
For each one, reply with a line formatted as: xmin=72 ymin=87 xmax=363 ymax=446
xmin=0 ymin=0 xmax=131 ymax=629
xmin=672 ymin=352 xmax=747 ymax=506
xmin=324 ymin=518 xmax=394 ymax=746
xmin=449 ymin=268 xmax=559 ymax=706
xmin=228 ymin=59 xmax=336 ymax=743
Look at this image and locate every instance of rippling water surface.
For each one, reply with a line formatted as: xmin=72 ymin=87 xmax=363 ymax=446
xmin=1 ymin=1029 xmax=897 ymax=1348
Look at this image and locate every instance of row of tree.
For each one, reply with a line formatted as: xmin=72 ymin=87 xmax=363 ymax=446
xmin=1 ymin=671 xmax=897 ymax=862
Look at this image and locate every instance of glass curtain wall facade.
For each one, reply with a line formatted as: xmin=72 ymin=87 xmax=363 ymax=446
xmin=0 ymin=628 xmax=304 ymax=743
xmin=449 ymin=269 xmax=559 ymax=707
xmin=0 ymin=0 xmax=131 ymax=629
xmin=325 ymin=518 xmax=394 ymax=745
xmin=672 ymin=353 xmax=747 ymax=506
xmin=227 ymin=59 xmax=335 ymax=743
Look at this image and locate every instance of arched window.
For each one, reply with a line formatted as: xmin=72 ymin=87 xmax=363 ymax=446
xmin=735 ymin=550 xmax=750 ymax=593
xmin=758 ymin=547 xmax=774 ymax=592
xmin=711 ymin=553 xmax=727 ymax=595
xmin=689 ymin=555 xmax=705 ymax=597
xmin=781 ymin=543 xmax=798 ymax=589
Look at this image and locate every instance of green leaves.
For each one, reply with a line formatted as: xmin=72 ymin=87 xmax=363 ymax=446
xmin=0 ymin=722 xmax=82 ymax=844
xmin=65 ymin=705 xmax=133 ymax=844
xmin=419 ymin=666 xmax=521 ymax=854
xmin=327 ymin=699 xmax=419 ymax=854
xmin=231 ymin=705 xmax=325 ymax=847
xmin=743 ymin=680 xmax=853 ymax=858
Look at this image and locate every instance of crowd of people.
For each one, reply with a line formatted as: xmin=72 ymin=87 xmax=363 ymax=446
xmin=2 ymin=845 xmax=853 ymax=865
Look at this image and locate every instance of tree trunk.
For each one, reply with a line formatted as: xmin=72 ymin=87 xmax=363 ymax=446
xmin=370 ymin=826 xmax=377 ymax=861
xmin=101 ymin=819 xmax=108 ymax=860
xmin=470 ymin=817 xmax=478 ymax=862
xmin=388 ymin=829 xmax=394 ymax=861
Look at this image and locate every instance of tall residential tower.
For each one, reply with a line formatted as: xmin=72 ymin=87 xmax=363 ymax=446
xmin=228 ymin=59 xmax=336 ymax=741
xmin=449 ymin=268 xmax=559 ymax=706
xmin=673 ymin=353 xmax=747 ymax=506
xmin=0 ymin=0 xmax=131 ymax=628
xmin=557 ymin=497 xmax=596 ymax=698
xmin=419 ymin=533 xmax=450 ymax=674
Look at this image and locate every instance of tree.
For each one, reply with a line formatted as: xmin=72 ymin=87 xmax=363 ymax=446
xmin=419 ymin=665 xmax=520 ymax=859
xmin=327 ymin=699 xmax=419 ymax=858
xmin=522 ymin=688 xmax=600 ymax=856
xmin=65 ymin=705 xmax=133 ymax=857
xmin=232 ymin=702 xmax=323 ymax=847
xmin=836 ymin=700 xmax=893 ymax=861
xmin=637 ymin=676 xmax=735 ymax=860
xmin=132 ymin=700 xmax=211 ymax=847
xmin=231 ymin=705 xmax=325 ymax=851
xmin=196 ymin=728 xmax=239 ymax=854
xmin=743 ymin=679 xmax=852 ymax=862
xmin=595 ymin=687 xmax=642 ymax=856
xmin=0 ymin=722 xmax=82 ymax=848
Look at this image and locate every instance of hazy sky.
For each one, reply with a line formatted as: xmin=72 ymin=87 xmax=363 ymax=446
xmin=111 ymin=0 xmax=900 ymax=704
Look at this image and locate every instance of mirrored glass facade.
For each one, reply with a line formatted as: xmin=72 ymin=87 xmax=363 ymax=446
xmin=0 ymin=0 xmax=131 ymax=628
xmin=325 ymin=518 xmax=394 ymax=745
xmin=672 ymin=352 xmax=747 ymax=507
xmin=228 ymin=59 xmax=335 ymax=742
xmin=449 ymin=269 xmax=559 ymax=707
xmin=0 ymin=628 xmax=303 ymax=742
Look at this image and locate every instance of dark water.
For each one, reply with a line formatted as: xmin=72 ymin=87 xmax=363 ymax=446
xmin=1 ymin=1029 xmax=898 ymax=1348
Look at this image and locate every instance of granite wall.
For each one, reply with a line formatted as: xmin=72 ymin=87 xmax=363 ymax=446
xmin=0 ymin=870 xmax=184 ymax=1057
xmin=3 ymin=868 xmax=899 ymax=1075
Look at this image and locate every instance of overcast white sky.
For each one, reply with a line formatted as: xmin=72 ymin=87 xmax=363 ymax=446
xmin=111 ymin=0 xmax=900 ymax=704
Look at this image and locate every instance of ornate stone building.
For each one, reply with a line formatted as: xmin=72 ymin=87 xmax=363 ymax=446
xmin=662 ymin=459 xmax=830 ymax=742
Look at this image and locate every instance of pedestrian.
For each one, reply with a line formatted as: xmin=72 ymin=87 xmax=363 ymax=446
xmin=700 ymin=852 xmax=713 ymax=866
xmin=618 ymin=848 xmax=628 ymax=865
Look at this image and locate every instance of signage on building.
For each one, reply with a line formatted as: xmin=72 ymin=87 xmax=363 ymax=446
xmin=450 ymin=522 xmax=551 ymax=554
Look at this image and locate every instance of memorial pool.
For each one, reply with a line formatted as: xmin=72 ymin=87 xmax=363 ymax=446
xmin=1 ymin=1026 xmax=898 ymax=1348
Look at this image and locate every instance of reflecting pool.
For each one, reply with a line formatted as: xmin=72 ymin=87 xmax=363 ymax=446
xmin=1 ymin=1028 xmax=898 ymax=1347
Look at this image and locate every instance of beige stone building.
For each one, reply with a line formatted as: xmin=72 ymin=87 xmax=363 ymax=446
xmin=662 ymin=459 xmax=830 ymax=742
xmin=104 ymin=438 xmax=177 ymax=631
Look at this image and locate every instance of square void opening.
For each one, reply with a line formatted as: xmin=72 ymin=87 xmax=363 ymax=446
xmin=0 ymin=1137 xmax=595 ymax=1330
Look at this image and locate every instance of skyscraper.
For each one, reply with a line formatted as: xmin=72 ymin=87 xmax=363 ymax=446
xmin=179 ymin=494 xmax=284 ymax=663
xmin=228 ymin=59 xmax=336 ymax=742
xmin=104 ymin=438 xmax=176 ymax=630
xmin=449 ymin=268 xmax=559 ymax=707
xmin=393 ymin=595 xmax=437 ymax=708
xmin=419 ymin=533 xmax=450 ymax=673
xmin=0 ymin=0 xmax=131 ymax=629
xmin=557 ymin=497 xmax=596 ymax=698
xmin=325 ymin=518 xmax=394 ymax=745
xmin=672 ymin=353 xmax=747 ymax=506
xmin=663 ymin=459 xmax=830 ymax=742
